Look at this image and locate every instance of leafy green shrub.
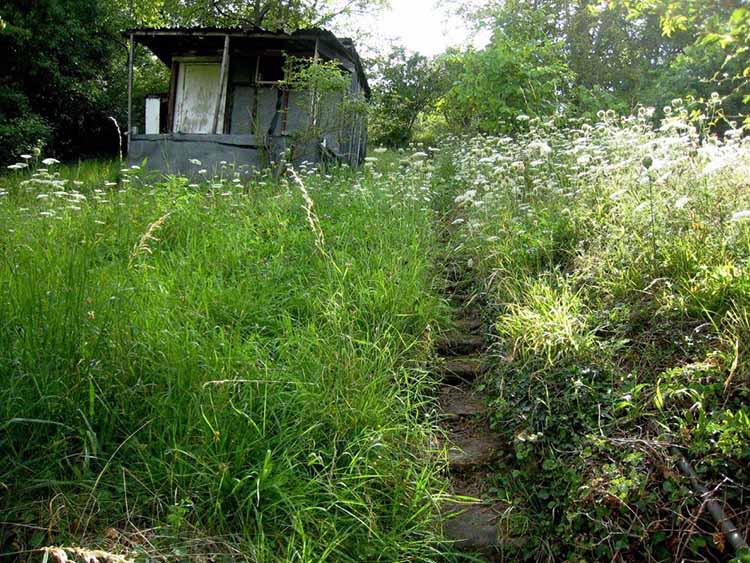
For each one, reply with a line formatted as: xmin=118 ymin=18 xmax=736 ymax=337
xmin=0 ymin=112 xmax=50 ymax=164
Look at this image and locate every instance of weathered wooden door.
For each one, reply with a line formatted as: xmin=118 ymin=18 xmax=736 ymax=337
xmin=174 ymin=62 xmax=224 ymax=134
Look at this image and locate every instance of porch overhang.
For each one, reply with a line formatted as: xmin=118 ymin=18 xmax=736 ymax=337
xmin=125 ymin=26 xmax=370 ymax=97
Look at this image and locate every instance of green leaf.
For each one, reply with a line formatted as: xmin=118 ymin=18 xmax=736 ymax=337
xmin=654 ymin=380 xmax=664 ymax=411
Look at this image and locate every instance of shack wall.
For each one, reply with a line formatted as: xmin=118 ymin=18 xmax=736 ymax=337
xmin=128 ymin=133 xmax=321 ymax=177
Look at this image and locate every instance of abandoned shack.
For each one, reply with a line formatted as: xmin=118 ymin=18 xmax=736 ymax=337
xmin=125 ymin=27 xmax=369 ymax=176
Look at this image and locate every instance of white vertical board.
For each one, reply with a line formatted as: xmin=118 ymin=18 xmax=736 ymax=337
xmin=174 ymin=63 xmax=224 ymax=134
xmin=145 ymin=97 xmax=161 ymax=134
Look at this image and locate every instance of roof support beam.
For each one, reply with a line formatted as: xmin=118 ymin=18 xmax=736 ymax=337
xmin=213 ymin=35 xmax=231 ymax=134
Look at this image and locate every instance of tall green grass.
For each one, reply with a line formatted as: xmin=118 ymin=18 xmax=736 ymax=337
xmin=0 ymin=158 xmax=451 ymax=561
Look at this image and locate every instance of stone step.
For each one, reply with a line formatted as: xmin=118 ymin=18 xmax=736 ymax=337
xmin=446 ymin=428 xmax=502 ymax=470
xmin=449 ymin=295 xmax=478 ymax=310
xmin=445 ymin=278 xmax=473 ymax=293
xmin=439 ymin=386 xmax=487 ymax=418
xmin=438 ymin=334 xmax=485 ymax=356
xmin=443 ymin=356 xmax=487 ymax=384
xmin=443 ymin=502 xmax=507 ymax=554
xmin=445 ymin=266 xmax=470 ymax=283
xmin=454 ymin=317 xmax=482 ymax=335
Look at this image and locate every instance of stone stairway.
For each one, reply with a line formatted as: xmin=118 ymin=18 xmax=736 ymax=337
xmin=437 ymin=273 xmax=509 ymax=559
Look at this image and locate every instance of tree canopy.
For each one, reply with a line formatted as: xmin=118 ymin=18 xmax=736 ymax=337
xmin=119 ymin=0 xmax=384 ymax=30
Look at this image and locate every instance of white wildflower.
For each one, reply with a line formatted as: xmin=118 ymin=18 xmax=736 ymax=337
xmin=702 ymin=156 xmax=730 ymax=176
xmin=674 ymin=196 xmax=690 ymax=209
xmin=731 ymin=210 xmax=750 ymax=222
xmin=454 ymin=189 xmax=477 ymax=204
xmin=655 ymin=172 xmax=672 ymax=185
xmin=528 ymin=140 xmax=552 ymax=156
xmin=42 ymin=158 xmax=60 ymax=166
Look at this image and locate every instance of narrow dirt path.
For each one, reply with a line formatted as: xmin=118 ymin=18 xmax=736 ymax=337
xmin=437 ymin=265 xmax=511 ymax=560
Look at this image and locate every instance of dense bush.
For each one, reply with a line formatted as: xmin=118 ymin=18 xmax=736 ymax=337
xmin=0 ymin=0 xmax=123 ymax=161
xmin=0 ymin=112 xmax=50 ymax=164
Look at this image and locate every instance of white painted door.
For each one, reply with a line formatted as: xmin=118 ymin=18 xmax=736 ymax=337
xmin=174 ymin=62 xmax=224 ymax=134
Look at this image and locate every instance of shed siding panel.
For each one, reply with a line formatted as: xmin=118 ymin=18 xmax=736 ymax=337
xmin=230 ymin=86 xmax=256 ymax=134
xmin=286 ymin=90 xmax=312 ymax=134
xmin=257 ymin=87 xmax=279 ymax=134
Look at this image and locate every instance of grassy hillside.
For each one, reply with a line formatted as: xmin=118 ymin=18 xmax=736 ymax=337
xmin=3 ymin=104 xmax=750 ymax=563
xmin=0 ymin=156 xmax=450 ymax=561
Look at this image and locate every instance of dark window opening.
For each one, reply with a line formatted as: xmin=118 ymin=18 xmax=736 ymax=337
xmin=256 ymin=55 xmax=285 ymax=83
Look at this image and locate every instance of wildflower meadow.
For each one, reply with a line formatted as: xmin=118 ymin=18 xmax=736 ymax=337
xmin=438 ymin=101 xmax=750 ymax=561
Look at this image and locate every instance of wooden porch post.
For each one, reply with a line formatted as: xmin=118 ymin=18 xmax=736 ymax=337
xmin=213 ymin=35 xmax=231 ymax=134
xmin=311 ymin=38 xmax=320 ymax=127
xmin=127 ymin=33 xmax=135 ymax=139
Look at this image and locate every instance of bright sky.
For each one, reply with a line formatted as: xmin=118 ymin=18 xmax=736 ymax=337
xmin=341 ymin=0 xmax=491 ymax=57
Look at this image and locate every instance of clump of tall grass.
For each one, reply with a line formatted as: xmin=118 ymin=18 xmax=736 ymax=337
xmin=498 ymin=279 xmax=597 ymax=368
xmin=0 ymin=155 xmax=451 ymax=561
